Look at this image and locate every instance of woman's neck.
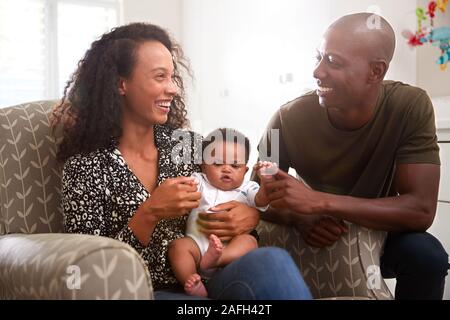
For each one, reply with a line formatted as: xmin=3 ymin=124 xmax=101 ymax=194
xmin=119 ymin=122 xmax=157 ymax=160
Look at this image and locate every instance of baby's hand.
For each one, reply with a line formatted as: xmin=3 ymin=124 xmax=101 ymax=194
xmin=253 ymin=161 xmax=277 ymax=208
xmin=254 ymin=161 xmax=278 ymax=179
xmin=183 ymin=176 xmax=199 ymax=188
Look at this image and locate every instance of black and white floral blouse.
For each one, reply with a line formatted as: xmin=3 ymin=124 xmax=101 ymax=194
xmin=62 ymin=125 xmax=201 ymax=289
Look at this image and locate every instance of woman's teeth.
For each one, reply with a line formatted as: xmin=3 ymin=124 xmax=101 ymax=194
xmin=157 ymin=101 xmax=171 ymax=108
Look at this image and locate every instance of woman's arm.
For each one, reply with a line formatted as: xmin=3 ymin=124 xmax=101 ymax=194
xmin=62 ymin=158 xmax=200 ymax=249
xmin=62 ymin=158 xmax=104 ymax=235
xmin=62 ymin=158 xmax=147 ymax=251
xmin=128 ymin=176 xmax=201 ymax=246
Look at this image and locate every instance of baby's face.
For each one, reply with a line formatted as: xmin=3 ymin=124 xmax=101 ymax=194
xmin=202 ymin=141 xmax=248 ymax=191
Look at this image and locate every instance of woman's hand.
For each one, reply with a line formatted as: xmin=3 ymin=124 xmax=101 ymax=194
xmin=197 ymin=201 xmax=260 ymax=242
xmin=145 ymin=176 xmax=201 ymax=220
xmin=129 ymin=176 xmax=200 ymax=246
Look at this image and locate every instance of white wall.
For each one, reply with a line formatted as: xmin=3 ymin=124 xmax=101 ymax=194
xmin=181 ymin=0 xmax=419 ymax=170
xmin=121 ymin=0 xmax=182 ymax=41
xmin=182 ymin=0 xmax=333 ymax=169
xmin=122 ymin=0 xmax=422 ymax=138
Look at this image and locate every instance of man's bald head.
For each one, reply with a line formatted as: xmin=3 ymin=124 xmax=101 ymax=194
xmin=326 ymin=13 xmax=396 ymax=64
xmin=314 ymin=13 xmax=396 ymax=114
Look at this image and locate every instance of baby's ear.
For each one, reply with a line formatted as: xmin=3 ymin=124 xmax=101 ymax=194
xmin=245 ymin=166 xmax=249 ymax=173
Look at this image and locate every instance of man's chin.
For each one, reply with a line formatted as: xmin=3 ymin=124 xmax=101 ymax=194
xmin=318 ymin=96 xmax=340 ymax=110
xmin=318 ymin=96 xmax=328 ymax=108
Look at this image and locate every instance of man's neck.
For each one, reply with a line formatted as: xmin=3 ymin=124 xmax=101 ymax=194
xmin=327 ymin=87 xmax=380 ymax=131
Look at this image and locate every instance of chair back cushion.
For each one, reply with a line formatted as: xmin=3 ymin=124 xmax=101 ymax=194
xmin=257 ymin=221 xmax=393 ymax=299
xmin=0 ymin=101 xmax=63 ymax=234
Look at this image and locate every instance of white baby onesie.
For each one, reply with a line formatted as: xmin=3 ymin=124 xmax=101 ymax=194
xmin=186 ymin=172 xmax=268 ymax=256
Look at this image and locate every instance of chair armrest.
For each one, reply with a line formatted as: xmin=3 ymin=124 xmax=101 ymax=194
xmin=257 ymin=220 xmax=393 ymax=300
xmin=0 ymin=233 xmax=153 ymax=299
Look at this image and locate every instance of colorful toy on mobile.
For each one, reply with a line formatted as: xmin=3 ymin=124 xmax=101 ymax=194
xmin=402 ymin=0 xmax=449 ymax=70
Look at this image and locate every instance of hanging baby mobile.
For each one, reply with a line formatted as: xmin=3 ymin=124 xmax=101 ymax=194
xmin=402 ymin=0 xmax=450 ymax=70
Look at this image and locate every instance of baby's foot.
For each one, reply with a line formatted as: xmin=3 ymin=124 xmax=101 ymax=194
xmin=184 ymin=273 xmax=208 ymax=297
xmin=200 ymin=234 xmax=223 ymax=272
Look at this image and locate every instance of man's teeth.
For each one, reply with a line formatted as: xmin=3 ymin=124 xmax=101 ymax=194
xmin=318 ymin=86 xmax=332 ymax=92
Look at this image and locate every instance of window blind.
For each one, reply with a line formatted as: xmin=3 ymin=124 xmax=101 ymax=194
xmin=0 ymin=0 xmax=47 ymax=107
xmin=0 ymin=0 xmax=118 ymax=108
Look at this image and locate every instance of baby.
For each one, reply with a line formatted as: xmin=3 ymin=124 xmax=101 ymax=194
xmin=168 ymin=128 xmax=277 ymax=297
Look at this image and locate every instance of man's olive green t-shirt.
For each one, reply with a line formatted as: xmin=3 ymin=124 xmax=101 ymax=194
xmin=259 ymin=81 xmax=440 ymax=198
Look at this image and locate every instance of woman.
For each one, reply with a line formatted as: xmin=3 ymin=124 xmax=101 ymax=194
xmin=52 ymin=22 xmax=311 ymax=300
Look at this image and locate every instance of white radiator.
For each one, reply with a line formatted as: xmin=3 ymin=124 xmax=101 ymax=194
xmin=433 ymin=96 xmax=450 ymax=141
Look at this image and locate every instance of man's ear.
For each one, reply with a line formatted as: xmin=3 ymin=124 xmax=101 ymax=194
xmin=368 ymin=60 xmax=388 ymax=83
xmin=118 ymin=77 xmax=127 ymax=96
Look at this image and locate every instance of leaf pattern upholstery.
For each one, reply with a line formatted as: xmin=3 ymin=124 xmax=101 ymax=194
xmin=257 ymin=221 xmax=393 ymax=299
xmin=0 ymin=101 xmax=152 ymax=299
xmin=0 ymin=101 xmax=63 ymax=234
xmin=0 ymin=233 xmax=153 ymax=299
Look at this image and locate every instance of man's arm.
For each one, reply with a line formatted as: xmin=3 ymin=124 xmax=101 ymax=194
xmin=267 ymin=163 xmax=440 ymax=232
xmin=326 ymin=163 xmax=439 ymax=231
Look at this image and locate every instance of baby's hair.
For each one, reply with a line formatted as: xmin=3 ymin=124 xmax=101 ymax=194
xmin=202 ymin=128 xmax=250 ymax=164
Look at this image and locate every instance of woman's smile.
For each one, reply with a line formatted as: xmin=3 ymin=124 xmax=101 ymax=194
xmin=155 ymin=99 xmax=171 ymax=114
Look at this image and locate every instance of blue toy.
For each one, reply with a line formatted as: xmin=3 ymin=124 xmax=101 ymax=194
xmin=429 ymin=27 xmax=450 ymax=70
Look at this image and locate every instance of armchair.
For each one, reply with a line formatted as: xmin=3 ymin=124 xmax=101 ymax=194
xmin=0 ymin=101 xmax=153 ymax=299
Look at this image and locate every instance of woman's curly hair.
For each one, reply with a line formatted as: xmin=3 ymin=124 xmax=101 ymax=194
xmin=52 ymin=23 xmax=190 ymax=162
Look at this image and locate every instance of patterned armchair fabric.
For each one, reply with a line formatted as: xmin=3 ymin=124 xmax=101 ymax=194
xmin=257 ymin=221 xmax=393 ymax=299
xmin=0 ymin=233 xmax=153 ymax=299
xmin=0 ymin=101 xmax=152 ymax=299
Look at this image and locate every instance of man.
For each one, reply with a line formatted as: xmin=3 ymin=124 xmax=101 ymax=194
xmin=256 ymin=13 xmax=448 ymax=300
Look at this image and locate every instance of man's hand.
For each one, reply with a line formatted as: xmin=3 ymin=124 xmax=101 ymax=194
xmin=197 ymin=201 xmax=259 ymax=242
xmin=265 ymin=169 xmax=322 ymax=215
xmin=296 ymin=215 xmax=348 ymax=248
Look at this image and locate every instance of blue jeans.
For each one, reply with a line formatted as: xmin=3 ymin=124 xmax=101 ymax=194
xmin=154 ymin=247 xmax=312 ymax=300
xmin=381 ymin=232 xmax=449 ymax=300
